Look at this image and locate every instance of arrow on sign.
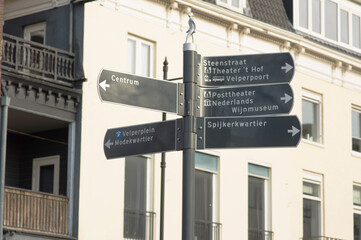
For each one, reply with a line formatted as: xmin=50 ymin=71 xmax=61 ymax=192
xmin=288 ymin=126 xmax=300 ymax=137
xmin=280 ymin=93 xmax=293 ymax=104
xmin=99 ymin=80 xmax=110 ymax=91
xmin=281 ymin=62 xmax=293 ymax=73
xmin=105 ymin=139 xmax=114 ymax=149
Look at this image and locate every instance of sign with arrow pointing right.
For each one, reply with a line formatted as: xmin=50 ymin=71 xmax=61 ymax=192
xmin=196 ymin=115 xmax=301 ymax=149
xmin=201 ymin=52 xmax=295 ymax=86
xmin=200 ymin=83 xmax=294 ymax=117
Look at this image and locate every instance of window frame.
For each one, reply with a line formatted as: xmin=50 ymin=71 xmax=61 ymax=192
xmin=352 ymin=106 xmax=361 ymax=153
xmin=294 ymin=0 xmax=361 ymax=52
xmin=354 ymin=184 xmax=361 ymax=240
xmin=302 ymin=90 xmax=323 ymax=144
xmin=32 ymin=155 xmax=60 ymax=195
xmin=216 ymin=0 xmax=246 ymax=13
xmin=248 ymin=162 xmax=272 ymax=233
xmin=24 ymin=22 xmax=46 ymax=44
xmin=126 ymin=35 xmax=155 ymax=78
xmin=195 ymin=151 xmax=220 ymax=224
xmin=302 ymin=171 xmax=323 ymax=238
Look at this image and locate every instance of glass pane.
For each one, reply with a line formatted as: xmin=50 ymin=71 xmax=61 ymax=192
xmin=124 ymin=156 xmax=147 ymax=211
xmin=341 ymin=10 xmax=349 ymax=44
xmin=195 ymin=170 xmax=213 ymax=240
xmin=232 ymin=0 xmax=239 ymax=8
xmin=127 ymin=39 xmax=136 ymax=74
xmin=248 ymin=163 xmax=269 ymax=178
xmin=141 ymin=43 xmax=150 ymax=77
xmin=353 ymin=110 xmax=361 ymax=138
xmin=39 ymin=165 xmax=54 ymax=193
xmin=355 ymin=213 xmax=361 ymax=240
xmin=31 ymin=29 xmax=45 ymax=44
xmin=124 ymin=156 xmax=148 ymax=239
xmin=303 ymin=198 xmax=321 ymax=238
xmin=312 ymin=0 xmax=321 ymax=33
xmin=302 ymin=99 xmax=320 ymax=142
xmin=352 ymin=110 xmax=361 ymax=151
xmin=353 ymin=15 xmax=361 ymax=48
xmin=325 ymin=0 xmax=338 ymax=41
xmin=354 ymin=185 xmax=361 ymax=206
xmin=303 ymin=181 xmax=320 ymax=197
xmin=248 ymin=176 xmax=265 ymax=233
xmin=195 ymin=152 xmax=218 ymax=172
xmin=299 ymin=0 xmax=308 ymax=28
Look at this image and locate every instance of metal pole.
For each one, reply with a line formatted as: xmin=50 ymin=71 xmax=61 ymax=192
xmin=0 ymin=96 xmax=10 ymax=240
xmin=182 ymin=42 xmax=197 ymax=240
xmin=160 ymin=57 xmax=168 ymax=240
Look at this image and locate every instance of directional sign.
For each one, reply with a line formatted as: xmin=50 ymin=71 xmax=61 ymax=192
xmin=98 ymin=69 xmax=181 ymax=114
xmin=201 ymin=84 xmax=293 ymax=117
xmin=104 ymin=119 xmax=183 ymax=159
xmin=197 ymin=115 xmax=301 ymax=149
xmin=201 ymin=52 xmax=294 ymax=86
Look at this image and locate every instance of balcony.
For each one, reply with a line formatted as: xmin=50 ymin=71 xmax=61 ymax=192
xmin=195 ymin=220 xmax=222 ymax=240
xmin=124 ymin=209 xmax=155 ymax=240
xmin=248 ymin=229 xmax=274 ymax=240
xmin=3 ymin=187 xmax=68 ymax=236
xmin=2 ymin=33 xmax=75 ymax=85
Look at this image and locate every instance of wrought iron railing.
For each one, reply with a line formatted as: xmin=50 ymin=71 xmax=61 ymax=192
xmin=301 ymin=237 xmax=345 ymax=240
xmin=124 ymin=209 xmax=155 ymax=240
xmin=2 ymin=33 xmax=74 ymax=83
xmin=248 ymin=229 xmax=274 ymax=240
xmin=195 ymin=220 xmax=222 ymax=240
xmin=3 ymin=187 xmax=69 ymax=235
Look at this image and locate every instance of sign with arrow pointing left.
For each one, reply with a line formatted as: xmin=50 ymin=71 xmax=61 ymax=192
xmin=104 ymin=119 xmax=183 ymax=159
xmin=201 ymin=52 xmax=294 ymax=86
xmin=200 ymin=83 xmax=294 ymax=117
xmin=97 ymin=69 xmax=179 ymax=114
xmin=196 ymin=115 xmax=301 ymax=149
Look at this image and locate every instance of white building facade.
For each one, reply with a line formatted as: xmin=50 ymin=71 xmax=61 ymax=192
xmin=78 ymin=0 xmax=361 ymax=240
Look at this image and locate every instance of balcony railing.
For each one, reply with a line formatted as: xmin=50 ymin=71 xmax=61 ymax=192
xmin=301 ymin=237 xmax=345 ymax=240
xmin=2 ymin=33 xmax=75 ymax=84
xmin=195 ymin=220 xmax=222 ymax=240
xmin=248 ymin=229 xmax=274 ymax=240
xmin=124 ymin=209 xmax=155 ymax=240
xmin=3 ymin=187 xmax=69 ymax=236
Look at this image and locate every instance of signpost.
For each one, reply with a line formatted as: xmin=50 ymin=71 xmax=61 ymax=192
xmin=98 ymin=14 xmax=301 ymax=240
xmin=200 ymin=83 xmax=293 ymax=117
xmin=97 ymin=69 xmax=181 ymax=114
xmin=201 ymin=52 xmax=294 ymax=86
xmin=197 ymin=115 xmax=301 ymax=149
xmin=103 ymin=119 xmax=182 ymax=159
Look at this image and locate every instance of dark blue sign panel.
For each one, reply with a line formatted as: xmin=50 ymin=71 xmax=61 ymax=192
xmin=201 ymin=84 xmax=293 ymax=117
xmin=201 ymin=52 xmax=294 ymax=86
xmin=197 ymin=116 xmax=301 ymax=149
xmin=98 ymin=69 xmax=179 ymax=114
xmin=104 ymin=119 xmax=182 ymax=159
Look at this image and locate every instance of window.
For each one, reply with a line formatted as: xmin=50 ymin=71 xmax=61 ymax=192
xmin=353 ymin=15 xmax=361 ymax=48
xmin=248 ymin=163 xmax=271 ymax=240
xmin=302 ymin=90 xmax=322 ymax=144
xmin=341 ymin=10 xmax=349 ymax=44
xmin=303 ymin=172 xmax=323 ymax=239
xmin=195 ymin=152 xmax=220 ymax=240
xmin=352 ymin=107 xmax=361 ymax=152
xmin=32 ymin=155 xmax=60 ymax=195
xmin=354 ymin=185 xmax=361 ymax=240
xmin=24 ymin=22 xmax=46 ymax=44
xmin=325 ymin=0 xmax=338 ymax=41
xmin=127 ymin=35 xmax=154 ymax=77
xmin=124 ymin=155 xmax=154 ymax=239
xmin=216 ymin=0 xmax=248 ymax=13
xmin=295 ymin=0 xmax=361 ymax=50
